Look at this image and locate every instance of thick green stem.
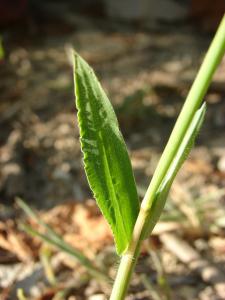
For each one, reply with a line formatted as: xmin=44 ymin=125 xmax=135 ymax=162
xmin=110 ymin=14 xmax=225 ymax=300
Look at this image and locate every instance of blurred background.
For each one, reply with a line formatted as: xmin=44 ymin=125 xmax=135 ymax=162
xmin=0 ymin=1 xmax=225 ymax=299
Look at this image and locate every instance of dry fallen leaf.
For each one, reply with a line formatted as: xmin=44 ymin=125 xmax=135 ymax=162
xmin=0 ymin=220 xmax=35 ymax=262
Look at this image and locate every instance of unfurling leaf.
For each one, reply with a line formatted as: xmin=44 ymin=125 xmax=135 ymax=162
xmin=142 ymin=102 xmax=206 ymax=239
xmin=74 ymin=53 xmax=140 ymax=254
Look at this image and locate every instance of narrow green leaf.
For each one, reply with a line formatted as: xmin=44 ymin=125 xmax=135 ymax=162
xmin=17 ymin=199 xmax=110 ymax=281
xmin=142 ymin=102 xmax=206 ymax=238
xmin=20 ymin=224 xmax=109 ymax=281
xmin=73 ymin=53 xmax=140 ymax=254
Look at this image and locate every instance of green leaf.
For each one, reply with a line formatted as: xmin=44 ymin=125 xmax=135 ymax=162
xmin=142 ymin=102 xmax=206 ymax=238
xmin=74 ymin=53 xmax=140 ymax=254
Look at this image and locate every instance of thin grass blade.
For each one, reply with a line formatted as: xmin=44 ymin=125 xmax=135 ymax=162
xmin=17 ymin=199 xmax=110 ymax=281
xmin=17 ymin=198 xmax=62 ymax=243
xmin=20 ymin=224 xmax=109 ymax=281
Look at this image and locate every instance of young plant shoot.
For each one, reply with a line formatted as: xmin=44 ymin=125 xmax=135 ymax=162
xmin=74 ymin=15 xmax=225 ymax=300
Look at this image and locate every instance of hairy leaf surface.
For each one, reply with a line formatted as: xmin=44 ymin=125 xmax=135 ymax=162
xmin=142 ymin=102 xmax=206 ymax=238
xmin=74 ymin=53 xmax=140 ymax=254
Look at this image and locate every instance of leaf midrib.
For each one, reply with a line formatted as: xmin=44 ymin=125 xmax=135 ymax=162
xmin=81 ymin=73 xmax=128 ymax=245
xmin=99 ymin=130 xmax=127 ymax=240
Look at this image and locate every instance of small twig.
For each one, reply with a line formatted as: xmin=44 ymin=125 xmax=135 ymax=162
xmin=148 ymin=249 xmax=171 ymax=300
xmin=40 ymin=245 xmax=56 ymax=286
xmin=17 ymin=289 xmax=28 ymax=300
xmin=141 ymin=274 xmax=161 ymax=300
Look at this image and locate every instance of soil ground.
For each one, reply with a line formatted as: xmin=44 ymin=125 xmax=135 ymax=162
xmin=0 ymin=10 xmax=225 ymax=300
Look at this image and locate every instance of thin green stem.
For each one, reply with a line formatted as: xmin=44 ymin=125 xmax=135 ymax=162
xmin=142 ymin=14 xmax=225 ymax=211
xmin=110 ymin=208 xmax=146 ymax=299
xmin=110 ymin=14 xmax=225 ymax=300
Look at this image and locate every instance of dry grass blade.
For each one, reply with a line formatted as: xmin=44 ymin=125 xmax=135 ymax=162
xmin=17 ymin=289 xmax=28 ymax=300
xmin=141 ymin=274 xmax=161 ymax=300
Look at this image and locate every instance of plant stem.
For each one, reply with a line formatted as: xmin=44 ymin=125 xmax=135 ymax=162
xmin=142 ymin=14 xmax=225 ymax=211
xmin=110 ymin=14 xmax=225 ymax=300
xmin=110 ymin=208 xmax=146 ymax=299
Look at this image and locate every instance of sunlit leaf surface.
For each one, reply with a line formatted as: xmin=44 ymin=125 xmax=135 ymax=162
xmin=74 ymin=53 xmax=140 ymax=254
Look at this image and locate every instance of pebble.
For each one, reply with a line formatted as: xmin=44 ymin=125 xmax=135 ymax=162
xmin=88 ymin=294 xmax=106 ymax=300
xmin=218 ymin=155 xmax=225 ymax=173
